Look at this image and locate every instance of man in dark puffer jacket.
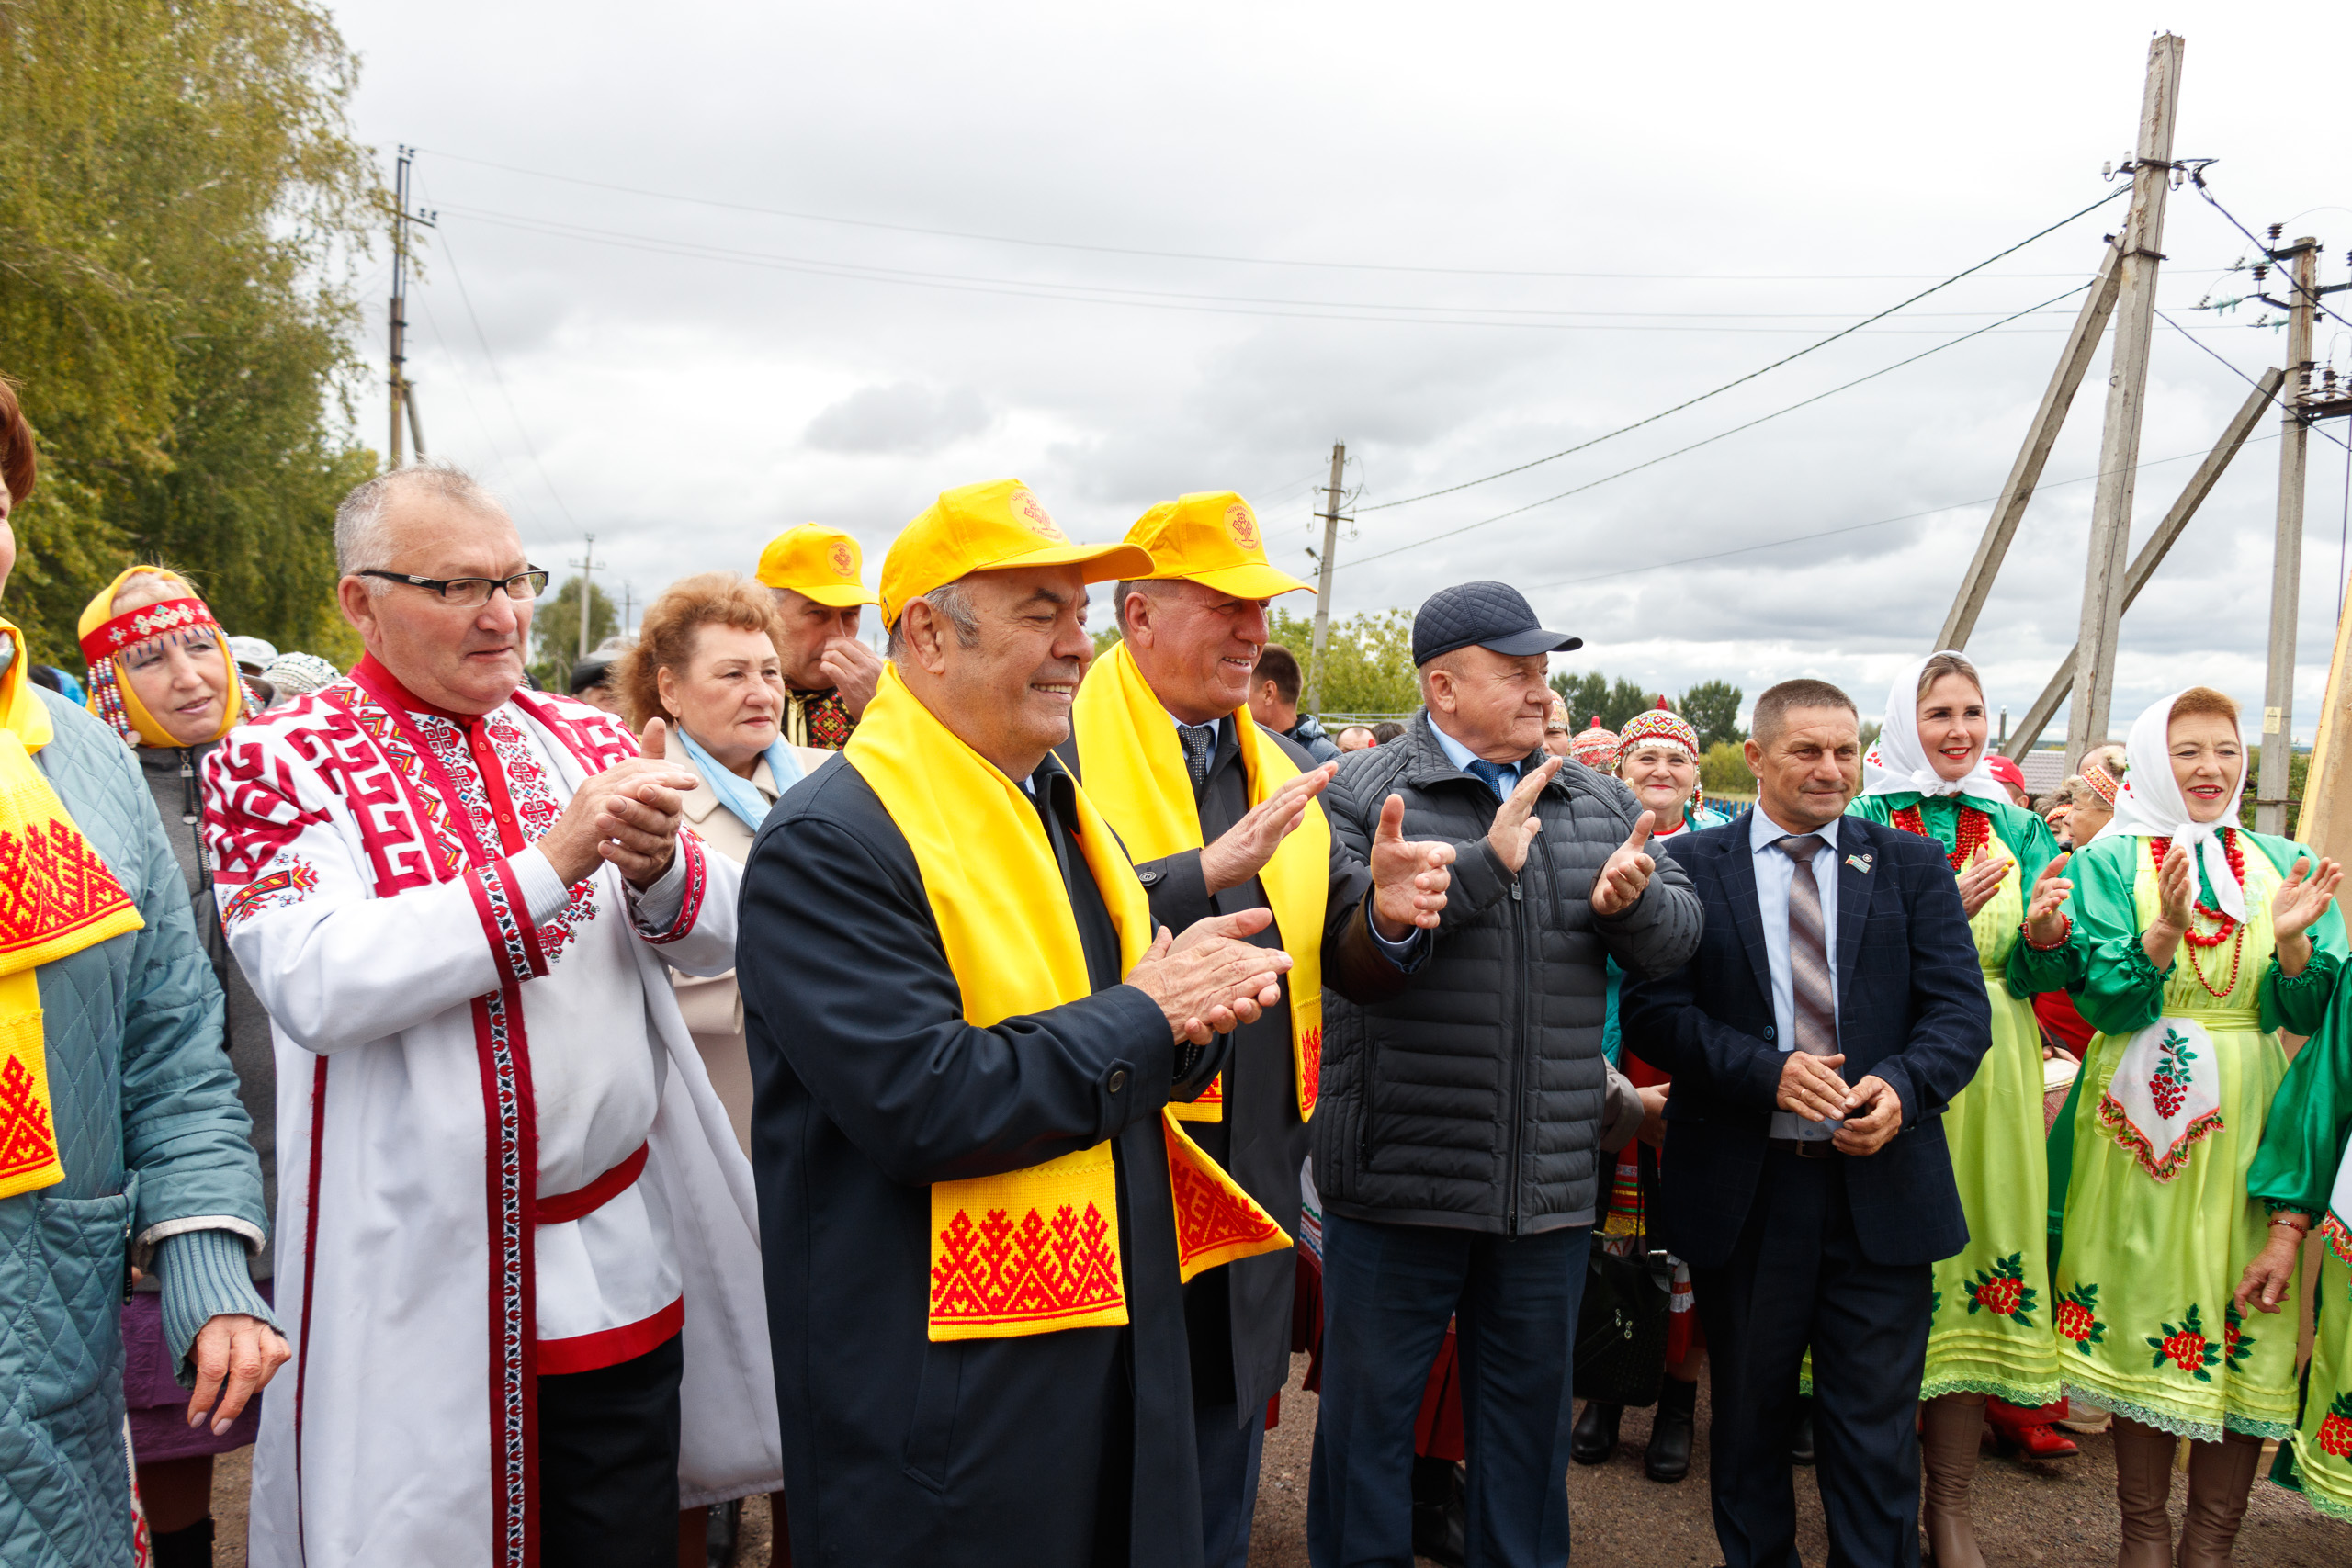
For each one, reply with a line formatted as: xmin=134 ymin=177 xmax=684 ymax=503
xmin=1306 ymin=582 xmax=1703 ymax=1568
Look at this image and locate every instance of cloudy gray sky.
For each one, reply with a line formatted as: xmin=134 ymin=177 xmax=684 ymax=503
xmin=335 ymin=0 xmax=2352 ymax=741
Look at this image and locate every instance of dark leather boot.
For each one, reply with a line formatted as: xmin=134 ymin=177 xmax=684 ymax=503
xmin=706 ymin=1495 xmax=742 ymax=1568
xmin=1645 ymin=1376 xmax=1698 ymax=1483
xmin=2110 ymin=1416 xmax=2177 ymax=1568
xmin=1919 ymin=1395 xmax=1986 ymax=1568
xmin=1409 ymin=1455 xmax=1466 ymax=1568
xmin=2176 ymin=1429 xmax=2261 ymax=1568
xmin=1571 ymin=1399 xmax=1623 ymax=1465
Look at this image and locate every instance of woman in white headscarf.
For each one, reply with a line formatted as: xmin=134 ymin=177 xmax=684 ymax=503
xmin=2055 ymin=686 xmax=2342 ymax=1567
xmin=1849 ymin=650 xmax=2080 ymax=1567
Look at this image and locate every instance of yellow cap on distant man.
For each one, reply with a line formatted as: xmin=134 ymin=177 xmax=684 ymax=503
xmin=1124 ymin=491 xmax=1314 ymax=601
xmin=879 ymin=479 xmax=1153 ymax=627
xmin=757 ymin=524 xmax=882 ymax=608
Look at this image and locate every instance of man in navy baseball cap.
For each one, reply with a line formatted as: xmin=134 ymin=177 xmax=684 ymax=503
xmin=1307 ymin=580 xmax=1696 ymax=1568
xmin=1409 ymin=580 xmax=1581 ymax=667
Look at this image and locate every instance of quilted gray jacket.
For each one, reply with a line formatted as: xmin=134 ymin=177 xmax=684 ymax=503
xmin=1 ymin=688 xmax=266 ymax=1568
xmin=1310 ymin=712 xmax=1702 ymax=1234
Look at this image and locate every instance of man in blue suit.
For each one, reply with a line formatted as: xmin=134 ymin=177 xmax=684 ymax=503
xmin=1621 ymin=679 xmax=1990 ymax=1568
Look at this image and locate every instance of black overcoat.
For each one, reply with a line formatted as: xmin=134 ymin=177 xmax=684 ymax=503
xmin=740 ymin=751 xmax=1227 ymax=1568
xmin=1056 ymin=716 xmax=1411 ymax=1427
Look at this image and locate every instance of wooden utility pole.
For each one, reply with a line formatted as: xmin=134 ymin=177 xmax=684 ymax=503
xmin=1306 ymin=442 xmax=1346 ymax=716
xmin=2256 ymin=237 xmax=2320 ymax=833
xmin=2064 ymin=33 xmax=2183 ymax=771
xmin=2005 ymin=369 xmax=2283 ymax=757
xmin=387 ymin=146 xmax=435 ymax=468
xmin=568 ymin=536 xmax=602 ymax=663
xmin=1938 ymin=242 xmax=2124 ymax=650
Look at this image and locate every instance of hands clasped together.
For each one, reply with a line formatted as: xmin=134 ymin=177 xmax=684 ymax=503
xmin=1141 ymin=763 xmax=1457 ymax=1044
xmin=540 ymin=717 xmax=703 ymax=889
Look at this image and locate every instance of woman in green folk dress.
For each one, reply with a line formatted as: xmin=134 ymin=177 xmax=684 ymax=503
xmin=2238 ymin=967 xmax=2352 ymax=1525
xmin=2057 ymin=686 xmax=2343 ymax=1568
xmin=1849 ymin=650 xmax=2080 ymax=1568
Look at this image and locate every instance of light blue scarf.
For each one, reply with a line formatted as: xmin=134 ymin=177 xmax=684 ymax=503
xmin=675 ymin=725 xmax=803 ymax=835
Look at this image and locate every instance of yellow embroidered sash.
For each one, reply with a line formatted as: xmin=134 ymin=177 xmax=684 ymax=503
xmin=0 ymin=621 xmax=145 ymax=1199
xmin=845 ymin=665 xmax=1289 ymax=1341
xmin=1071 ymin=641 xmax=1329 ymax=1122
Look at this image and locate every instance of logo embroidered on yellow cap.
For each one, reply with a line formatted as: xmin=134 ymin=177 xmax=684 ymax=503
xmin=1012 ymin=489 xmax=1066 ymax=540
xmin=828 ymin=541 xmax=855 ymax=579
xmin=1226 ymin=502 xmax=1260 ymax=550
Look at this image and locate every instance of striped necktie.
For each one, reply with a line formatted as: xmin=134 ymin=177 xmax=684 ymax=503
xmin=1775 ymin=834 xmax=1839 ymax=1058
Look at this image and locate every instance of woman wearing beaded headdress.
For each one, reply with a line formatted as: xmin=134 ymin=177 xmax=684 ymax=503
xmin=76 ymin=565 xmax=280 ymax=1558
xmin=1848 ymin=650 xmax=2083 ymax=1568
xmin=1573 ymin=701 xmax=1733 ymax=1483
xmin=2056 ymin=686 xmax=2342 ymax=1567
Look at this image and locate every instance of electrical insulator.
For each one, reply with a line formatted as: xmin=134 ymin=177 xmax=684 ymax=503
xmin=2268 ymin=222 xmax=2284 ymax=243
xmin=2253 ymin=264 xmax=2268 ymax=285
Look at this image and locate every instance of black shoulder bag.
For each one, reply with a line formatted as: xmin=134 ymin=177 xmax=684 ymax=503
xmin=1573 ymin=1141 xmax=1674 ymax=1408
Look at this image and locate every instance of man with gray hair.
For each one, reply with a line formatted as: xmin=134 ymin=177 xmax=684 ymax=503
xmin=202 ymin=461 xmax=782 ymax=1567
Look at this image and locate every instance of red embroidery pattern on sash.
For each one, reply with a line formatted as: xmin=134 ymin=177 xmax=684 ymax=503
xmin=1168 ymin=1131 xmax=1287 ymax=1276
xmin=0 ymin=818 xmax=138 ymax=958
xmin=1299 ymin=1025 xmax=1324 ymax=1118
xmin=930 ymin=1201 xmax=1124 ymax=1328
xmin=0 ymin=1055 xmax=61 ymax=1188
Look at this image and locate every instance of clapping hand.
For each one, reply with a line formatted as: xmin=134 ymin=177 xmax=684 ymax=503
xmin=2152 ymin=842 xmax=2196 ymax=934
xmin=2272 ymin=855 xmax=2343 ymax=945
xmin=1369 ymin=794 xmax=1455 ymax=938
xmin=1201 ymin=764 xmax=1336 ymax=897
xmin=2023 ymin=852 xmax=2073 ymax=946
xmin=1125 ymin=908 xmax=1292 ymax=1045
xmin=1591 ymin=811 xmax=1659 ymax=916
xmin=1955 ymin=854 xmax=2011 ymax=919
xmin=1487 ymin=756 xmax=1563 ymax=874
xmin=541 ymin=717 xmax=700 ymax=888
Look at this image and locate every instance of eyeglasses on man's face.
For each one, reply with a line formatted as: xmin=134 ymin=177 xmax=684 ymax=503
xmin=360 ymin=569 xmax=550 ymax=607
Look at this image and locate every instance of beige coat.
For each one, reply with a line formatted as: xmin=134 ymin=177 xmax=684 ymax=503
xmin=673 ymin=746 xmax=829 ymax=1154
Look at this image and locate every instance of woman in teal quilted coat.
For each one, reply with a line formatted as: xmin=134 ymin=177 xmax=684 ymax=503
xmin=0 ymin=383 xmax=284 ymax=1567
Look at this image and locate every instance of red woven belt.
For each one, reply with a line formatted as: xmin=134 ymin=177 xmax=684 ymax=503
xmin=535 ymin=1142 xmax=648 ymax=1226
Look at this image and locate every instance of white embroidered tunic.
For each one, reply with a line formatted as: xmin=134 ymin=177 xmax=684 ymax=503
xmin=203 ymin=659 xmax=781 ymax=1567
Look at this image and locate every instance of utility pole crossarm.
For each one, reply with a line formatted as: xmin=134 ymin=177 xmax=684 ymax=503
xmin=1937 ymin=242 xmax=2125 ymax=651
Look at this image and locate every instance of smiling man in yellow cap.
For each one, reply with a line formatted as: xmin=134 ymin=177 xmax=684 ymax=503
xmin=1062 ymin=490 xmax=1458 ymax=1568
xmin=739 ymin=479 xmax=1314 ymax=1568
xmin=754 ymin=522 xmax=884 ymax=749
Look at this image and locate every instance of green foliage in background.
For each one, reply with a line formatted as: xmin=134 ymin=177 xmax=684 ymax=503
xmin=1269 ymin=607 xmax=1420 ymax=718
xmin=527 ymin=576 xmax=620 ymax=693
xmin=1679 ymin=680 xmax=1745 ymax=749
xmin=1700 ymin=740 xmax=1753 ymax=799
xmin=2240 ymin=751 xmax=2309 ymax=832
xmin=1551 ymin=671 xmax=1653 ymax=731
xmin=0 ymin=0 xmax=377 ymax=665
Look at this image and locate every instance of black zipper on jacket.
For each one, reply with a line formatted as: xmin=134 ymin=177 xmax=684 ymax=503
xmin=1505 ymin=866 xmax=1525 ymax=1235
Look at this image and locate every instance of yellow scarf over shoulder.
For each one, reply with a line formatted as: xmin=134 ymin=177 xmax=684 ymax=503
xmin=0 ymin=620 xmax=145 ymax=1200
xmin=1071 ymin=641 xmax=1329 ymax=1122
xmin=845 ymin=665 xmax=1290 ymax=1341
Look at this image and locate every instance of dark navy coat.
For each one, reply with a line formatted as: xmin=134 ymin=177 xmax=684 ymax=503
xmin=741 ymin=751 xmax=1226 ymax=1568
xmin=1619 ymin=809 xmax=1993 ymax=1269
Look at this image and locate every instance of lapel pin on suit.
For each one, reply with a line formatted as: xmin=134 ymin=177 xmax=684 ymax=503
xmin=1846 ymin=852 xmax=1873 ymax=873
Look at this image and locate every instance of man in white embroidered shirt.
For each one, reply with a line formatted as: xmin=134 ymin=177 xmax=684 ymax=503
xmin=201 ymin=463 xmax=782 ymax=1568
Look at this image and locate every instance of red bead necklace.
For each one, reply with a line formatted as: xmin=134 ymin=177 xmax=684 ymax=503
xmin=2147 ymin=829 xmax=2247 ymax=999
xmin=1891 ymin=801 xmax=1992 ymax=871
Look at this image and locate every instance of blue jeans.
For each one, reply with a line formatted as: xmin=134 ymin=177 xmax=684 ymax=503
xmin=1307 ymin=1213 xmax=1592 ymax=1568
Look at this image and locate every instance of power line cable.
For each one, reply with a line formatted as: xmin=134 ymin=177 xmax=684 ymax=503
xmin=2187 ymin=169 xmax=2352 ymax=335
xmin=424 ymin=210 xmax=581 ymax=533
xmin=433 ymin=204 xmax=2143 ymax=333
xmin=1518 ymin=430 xmax=2286 ymax=592
xmin=419 ymin=147 xmax=2132 ymax=283
xmin=1353 ymin=187 xmax=2132 ymax=514
xmin=2154 ymin=308 xmax=2352 ymax=456
xmin=1337 ymin=280 xmax=2095 ymax=570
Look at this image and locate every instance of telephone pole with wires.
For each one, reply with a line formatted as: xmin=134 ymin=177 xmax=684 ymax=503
xmin=388 ymin=146 xmax=437 ymax=468
xmin=2256 ymin=234 xmax=2323 ymax=833
xmin=2064 ymin=31 xmax=2183 ymax=773
xmin=1306 ymin=443 xmax=1346 ymax=716
xmin=569 ymin=536 xmax=604 ymax=663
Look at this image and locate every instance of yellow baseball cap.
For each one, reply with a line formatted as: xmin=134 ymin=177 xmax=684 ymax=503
xmin=756 ymin=524 xmax=882 ymax=608
xmin=1125 ymin=491 xmax=1314 ymax=601
xmin=878 ymin=479 xmax=1153 ymax=627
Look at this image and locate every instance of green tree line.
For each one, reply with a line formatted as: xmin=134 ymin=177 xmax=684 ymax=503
xmin=1 ymin=0 xmax=378 ymax=669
